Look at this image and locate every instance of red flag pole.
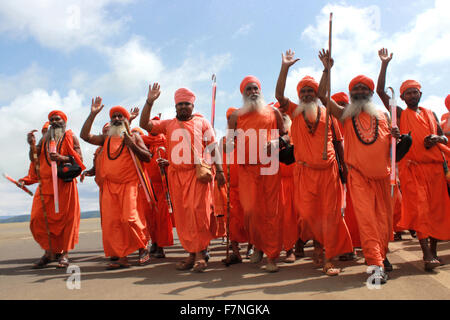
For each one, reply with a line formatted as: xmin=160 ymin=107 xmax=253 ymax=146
xmin=3 ymin=173 xmax=33 ymax=196
xmin=49 ymin=129 xmax=59 ymax=213
xmin=211 ymin=74 xmax=217 ymax=128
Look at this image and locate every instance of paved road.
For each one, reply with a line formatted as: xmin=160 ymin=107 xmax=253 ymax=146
xmin=0 ymin=218 xmax=449 ymax=300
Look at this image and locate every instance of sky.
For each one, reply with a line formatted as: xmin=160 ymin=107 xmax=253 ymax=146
xmin=0 ymin=0 xmax=449 ymax=216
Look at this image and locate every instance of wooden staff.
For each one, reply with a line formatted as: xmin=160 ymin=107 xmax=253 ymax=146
xmin=211 ymin=74 xmax=217 ymax=128
xmin=30 ymin=131 xmax=54 ymax=259
xmin=124 ymin=122 xmax=157 ymax=208
xmin=157 ymin=146 xmax=173 ymax=214
xmin=224 ymin=162 xmax=231 ymax=266
xmin=322 ymin=12 xmax=333 ymax=160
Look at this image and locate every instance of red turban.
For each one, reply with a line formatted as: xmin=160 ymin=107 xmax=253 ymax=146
xmin=240 ymin=75 xmax=261 ymax=94
xmin=152 ymin=116 xmax=160 ymax=121
xmin=174 ymin=88 xmax=196 ymax=105
xmin=400 ymin=80 xmax=421 ymax=95
xmin=226 ymin=107 xmax=237 ymax=120
xmin=297 ymin=76 xmax=319 ymax=95
xmin=109 ymin=106 xmax=130 ymax=120
xmin=331 ymin=92 xmax=350 ymax=104
xmin=349 ymin=75 xmax=375 ymax=92
xmin=273 ymin=102 xmax=280 ymax=108
xmin=41 ymin=121 xmax=50 ymax=132
xmin=446 ymin=94 xmax=450 ymax=112
xmin=48 ymin=110 xmax=67 ymax=123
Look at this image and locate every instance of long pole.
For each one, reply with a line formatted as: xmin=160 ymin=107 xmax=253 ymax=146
xmin=49 ymin=129 xmax=59 ymax=213
xmin=388 ymin=87 xmax=397 ymax=197
xmin=211 ymin=74 xmax=217 ymax=128
xmin=322 ymin=13 xmax=333 ymax=160
xmin=157 ymin=146 xmax=173 ymax=214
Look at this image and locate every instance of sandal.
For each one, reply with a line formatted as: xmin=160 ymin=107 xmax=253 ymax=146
xmin=424 ymin=259 xmax=441 ymax=271
xmin=56 ymin=256 xmax=70 ymax=269
xmin=192 ymin=260 xmax=207 ymax=273
xmin=138 ymin=249 xmax=150 ymax=266
xmin=313 ymin=247 xmax=324 ymax=267
xmin=106 ymin=257 xmax=130 ymax=270
xmin=265 ymin=260 xmax=279 ymax=273
xmin=176 ymin=260 xmax=195 ymax=271
xmin=323 ymin=262 xmax=340 ymax=276
xmin=222 ymin=253 xmax=242 ymax=265
xmin=32 ymin=255 xmax=52 ymax=269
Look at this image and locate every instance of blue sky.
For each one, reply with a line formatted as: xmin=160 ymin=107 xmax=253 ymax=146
xmin=0 ymin=0 xmax=449 ymax=216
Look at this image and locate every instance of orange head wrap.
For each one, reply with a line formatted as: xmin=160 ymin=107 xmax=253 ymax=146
xmin=109 ymin=106 xmax=130 ymax=120
xmin=226 ymin=107 xmax=237 ymax=120
xmin=240 ymin=75 xmax=261 ymax=94
xmin=152 ymin=116 xmax=160 ymax=121
xmin=131 ymin=127 xmax=144 ymax=135
xmin=48 ymin=110 xmax=67 ymax=123
xmin=349 ymin=75 xmax=375 ymax=92
xmin=400 ymin=80 xmax=421 ymax=96
xmin=273 ymin=102 xmax=280 ymax=109
xmin=445 ymin=94 xmax=450 ymax=112
xmin=331 ymin=92 xmax=350 ymax=105
xmin=174 ymin=88 xmax=196 ymax=105
xmin=41 ymin=121 xmax=50 ymax=132
xmin=297 ymin=76 xmax=319 ymax=95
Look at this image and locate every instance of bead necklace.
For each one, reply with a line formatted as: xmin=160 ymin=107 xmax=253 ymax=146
xmin=107 ymin=137 xmax=125 ymax=160
xmin=304 ymin=107 xmax=321 ymax=135
xmin=352 ymin=114 xmax=379 ymax=145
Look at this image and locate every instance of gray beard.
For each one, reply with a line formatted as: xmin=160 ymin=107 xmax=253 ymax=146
xmin=293 ymin=99 xmax=319 ymax=121
xmin=341 ymin=98 xmax=379 ymax=120
xmin=52 ymin=127 xmax=65 ymax=142
xmin=239 ymin=94 xmax=266 ymax=116
xmin=108 ymin=122 xmax=127 ymax=137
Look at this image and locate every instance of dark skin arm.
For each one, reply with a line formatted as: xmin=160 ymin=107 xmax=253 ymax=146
xmin=80 ymin=97 xmax=106 ymax=146
xmin=424 ymin=112 xmax=448 ymax=148
xmin=140 ymin=83 xmax=160 ymax=133
xmin=275 ymin=49 xmax=300 ymax=114
xmin=318 ymin=50 xmax=345 ymax=119
xmin=317 ymin=49 xmax=334 ymax=106
xmin=376 ymin=48 xmax=403 ymax=124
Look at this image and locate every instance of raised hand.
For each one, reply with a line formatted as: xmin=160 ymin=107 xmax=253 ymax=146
xmin=318 ymin=49 xmax=334 ymax=70
xmin=147 ymin=83 xmax=161 ymax=103
xmin=281 ymin=49 xmax=300 ymax=68
xmin=378 ymin=48 xmax=393 ymax=63
xmin=129 ymin=107 xmax=140 ymax=122
xmin=27 ymin=130 xmax=38 ymax=146
xmin=91 ymin=97 xmax=104 ymax=115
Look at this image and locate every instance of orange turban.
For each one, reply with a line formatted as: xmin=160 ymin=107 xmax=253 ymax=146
xmin=349 ymin=75 xmax=375 ymax=92
xmin=109 ymin=106 xmax=130 ymax=120
xmin=41 ymin=121 xmax=50 ymax=132
xmin=400 ymin=80 xmax=421 ymax=95
xmin=297 ymin=76 xmax=319 ymax=95
xmin=174 ymin=88 xmax=196 ymax=105
xmin=240 ymin=75 xmax=261 ymax=94
xmin=131 ymin=127 xmax=144 ymax=135
xmin=331 ymin=92 xmax=350 ymax=104
xmin=226 ymin=107 xmax=237 ymax=120
xmin=48 ymin=110 xmax=67 ymax=123
xmin=446 ymin=94 xmax=450 ymax=112
xmin=273 ymin=102 xmax=280 ymax=108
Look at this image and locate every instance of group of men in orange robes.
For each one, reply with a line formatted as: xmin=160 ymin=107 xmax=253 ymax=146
xmin=19 ymin=44 xmax=449 ymax=283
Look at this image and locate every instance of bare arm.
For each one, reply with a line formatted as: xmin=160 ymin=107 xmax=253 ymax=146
xmin=275 ymin=49 xmax=300 ymax=113
xmin=80 ymin=97 xmax=106 ymax=146
xmin=140 ymin=83 xmax=160 ymax=132
xmin=317 ymin=49 xmax=334 ymax=106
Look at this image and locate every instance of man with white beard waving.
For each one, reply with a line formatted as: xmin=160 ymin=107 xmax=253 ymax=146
xmin=275 ymin=49 xmax=352 ymax=276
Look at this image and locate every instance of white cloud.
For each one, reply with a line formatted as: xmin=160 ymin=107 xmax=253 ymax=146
xmin=232 ymin=23 xmax=253 ymax=39
xmin=0 ymin=0 xmax=132 ymax=51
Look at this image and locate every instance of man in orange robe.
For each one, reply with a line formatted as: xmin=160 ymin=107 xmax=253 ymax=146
xmin=323 ymin=49 xmax=394 ymax=284
xmin=24 ymin=111 xmax=84 ymax=269
xmin=132 ymin=123 xmax=174 ymax=258
xmin=331 ymin=92 xmax=361 ymax=260
xmin=276 ymin=50 xmax=353 ymax=276
xmin=80 ymin=99 xmax=151 ymax=269
xmin=227 ymin=75 xmax=285 ymax=272
xmin=140 ymin=83 xmax=225 ymax=272
xmin=220 ymin=107 xmax=249 ymax=265
xmin=377 ymin=49 xmax=450 ymax=271
xmin=441 ymin=94 xmax=450 ymax=138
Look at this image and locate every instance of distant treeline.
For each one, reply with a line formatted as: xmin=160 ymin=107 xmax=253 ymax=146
xmin=0 ymin=211 xmax=100 ymax=224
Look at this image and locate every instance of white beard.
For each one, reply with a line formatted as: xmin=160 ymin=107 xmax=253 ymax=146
xmin=341 ymin=98 xmax=379 ymax=120
xmin=52 ymin=127 xmax=65 ymax=142
xmin=238 ymin=93 xmax=267 ymax=116
xmin=108 ymin=122 xmax=127 ymax=137
xmin=293 ymin=99 xmax=320 ymax=121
